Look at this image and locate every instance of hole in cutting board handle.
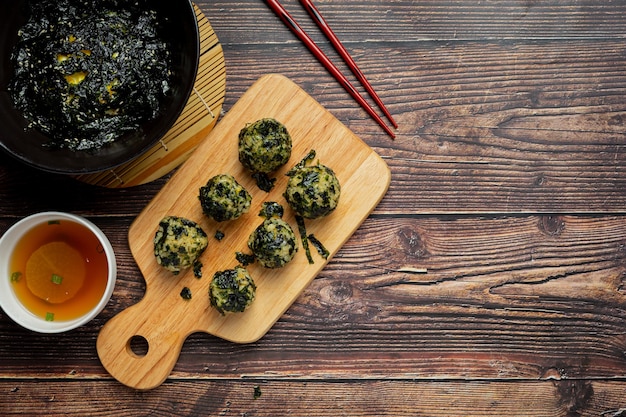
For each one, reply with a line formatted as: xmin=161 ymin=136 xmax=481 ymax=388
xmin=128 ymin=335 xmax=149 ymax=358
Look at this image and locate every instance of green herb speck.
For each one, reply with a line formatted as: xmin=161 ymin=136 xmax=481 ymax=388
xmin=10 ymin=272 xmax=22 ymax=283
xmin=45 ymin=312 xmax=55 ymax=322
xmin=51 ymin=274 xmax=63 ymax=285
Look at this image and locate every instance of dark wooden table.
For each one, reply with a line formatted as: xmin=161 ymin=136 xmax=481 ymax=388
xmin=2 ymin=0 xmax=626 ymax=415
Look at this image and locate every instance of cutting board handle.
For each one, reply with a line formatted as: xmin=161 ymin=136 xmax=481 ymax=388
xmin=96 ymin=299 xmax=188 ymax=390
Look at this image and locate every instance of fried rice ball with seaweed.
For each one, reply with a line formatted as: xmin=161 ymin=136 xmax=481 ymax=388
xmin=238 ymin=118 xmax=292 ymax=174
xmin=199 ymin=174 xmax=252 ymax=222
xmin=154 ymin=216 xmax=208 ymax=275
xmin=284 ymin=161 xmax=341 ymax=219
xmin=248 ymin=215 xmax=298 ymax=269
xmin=209 ymin=266 xmax=256 ymax=315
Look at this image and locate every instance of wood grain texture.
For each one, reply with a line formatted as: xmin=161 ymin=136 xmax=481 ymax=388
xmin=2 ymin=215 xmax=625 ymax=380
xmin=1 ymin=0 xmax=626 ymax=415
xmin=2 ymin=380 xmax=626 ymax=417
xmin=2 ymin=39 xmax=625 ymax=213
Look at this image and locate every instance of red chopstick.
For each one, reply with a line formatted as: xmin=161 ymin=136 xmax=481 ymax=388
xmin=299 ymin=0 xmax=397 ymax=129
xmin=263 ymin=0 xmax=396 ymax=139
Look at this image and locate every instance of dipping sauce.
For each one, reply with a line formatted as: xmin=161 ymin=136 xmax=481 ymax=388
xmin=9 ymin=219 xmax=109 ymax=322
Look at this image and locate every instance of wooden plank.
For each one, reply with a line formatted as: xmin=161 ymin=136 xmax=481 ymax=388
xmin=201 ymin=39 xmax=626 ymax=214
xmin=199 ymin=0 xmax=626 ymax=42
xmin=2 ymin=37 xmax=626 ymax=212
xmin=1 ymin=1 xmax=626 ymax=415
xmin=1 ymin=380 xmax=626 ymax=417
xmin=1 ymin=215 xmax=625 ymax=380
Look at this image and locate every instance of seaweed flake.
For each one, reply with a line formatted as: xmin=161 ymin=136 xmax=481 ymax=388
xmin=180 ymin=287 xmax=192 ymax=300
xmin=252 ymin=172 xmax=276 ymax=192
xmin=193 ymin=260 xmax=203 ymax=279
xmin=296 ymin=215 xmax=314 ymax=264
xmin=308 ymin=234 xmax=329 ymax=260
xmin=236 ymin=252 xmax=256 ymax=266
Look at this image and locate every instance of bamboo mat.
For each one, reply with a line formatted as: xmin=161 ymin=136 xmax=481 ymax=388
xmin=75 ymin=5 xmax=226 ymax=188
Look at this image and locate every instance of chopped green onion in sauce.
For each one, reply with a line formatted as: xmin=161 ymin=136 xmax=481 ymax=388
xmin=51 ymin=274 xmax=64 ymax=285
xmin=10 ymin=272 xmax=22 ymax=283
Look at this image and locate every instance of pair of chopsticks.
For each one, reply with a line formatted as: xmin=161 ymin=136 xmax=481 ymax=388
xmin=264 ymin=0 xmax=397 ymax=139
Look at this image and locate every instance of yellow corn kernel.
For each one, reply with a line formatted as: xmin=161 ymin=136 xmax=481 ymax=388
xmin=106 ymin=78 xmax=119 ymax=95
xmin=64 ymin=71 xmax=87 ymax=85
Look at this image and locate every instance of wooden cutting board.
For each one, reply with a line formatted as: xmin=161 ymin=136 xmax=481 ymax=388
xmin=96 ymin=74 xmax=391 ymax=390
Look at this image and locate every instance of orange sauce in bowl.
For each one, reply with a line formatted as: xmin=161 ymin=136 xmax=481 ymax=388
xmin=9 ymin=219 xmax=109 ymax=322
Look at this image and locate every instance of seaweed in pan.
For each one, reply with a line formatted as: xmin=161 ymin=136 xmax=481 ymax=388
xmin=9 ymin=0 xmax=172 ymax=151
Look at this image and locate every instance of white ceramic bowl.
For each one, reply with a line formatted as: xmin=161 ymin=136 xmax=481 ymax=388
xmin=0 ymin=212 xmax=117 ymax=333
